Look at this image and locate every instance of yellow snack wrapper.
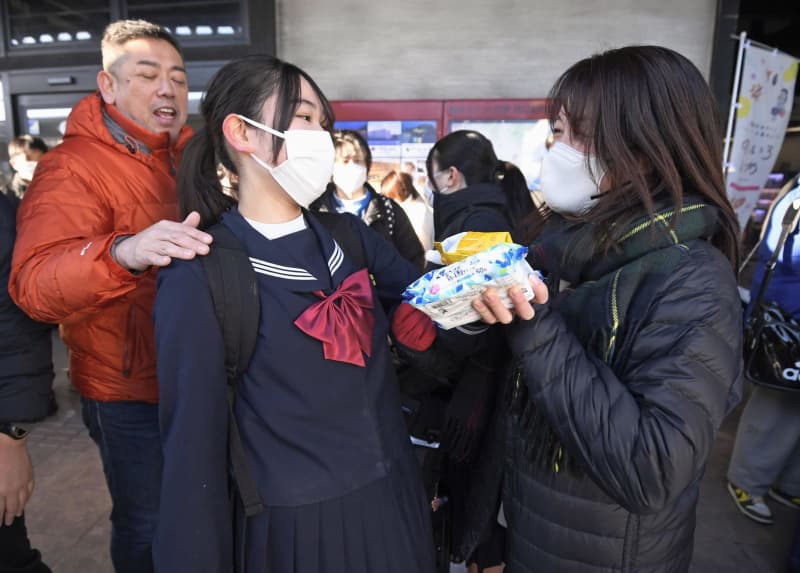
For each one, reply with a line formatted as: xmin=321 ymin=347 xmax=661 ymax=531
xmin=433 ymin=231 xmax=513 ymax=265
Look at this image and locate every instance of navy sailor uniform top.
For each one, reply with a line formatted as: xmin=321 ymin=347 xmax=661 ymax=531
xmin=153 ymin=208 xmax=424 ymax=568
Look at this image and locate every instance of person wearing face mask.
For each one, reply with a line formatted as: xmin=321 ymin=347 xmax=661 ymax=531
xmin=310 ymin=130 xmax=426 ymax=270
xmin=538 ymin=139 xmax=606 ymax=215
xmin=427 ymin=130 xmax=537 ymax=245
xmin=151 ymin=54 xmax=545 ymax=573
xmin=461 ymin=46 xmax=743 ymax=573
xmin=416 ymin=130 xmax=538 ymax=573
xmin=2 ymin=136 xmax=48 ymax=211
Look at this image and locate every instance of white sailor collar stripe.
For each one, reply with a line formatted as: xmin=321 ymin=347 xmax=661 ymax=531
xmin=328 ymin=242 xmax=344 ymax=276
xmin=249 ymin=257 xmax=316 ymax=281
xmin=249 ymin=240 xmax=345 ymax=282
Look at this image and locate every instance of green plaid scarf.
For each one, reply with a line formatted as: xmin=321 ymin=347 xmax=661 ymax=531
xmin=508 ymin=197 xmax=721 ymax=475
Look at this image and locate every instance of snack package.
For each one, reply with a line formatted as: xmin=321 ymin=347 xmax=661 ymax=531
xmin=429 ymin=231 xmax=514 ymax=265
xmin=404 ymin=242 xmax=536 ymax=330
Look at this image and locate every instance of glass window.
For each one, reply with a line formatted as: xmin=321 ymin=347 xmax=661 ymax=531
xmin=15 ymin=92 xmax=88 ymax=149
xmin=126 ymin=0 xmax=245 ymax=42
xmin=449 ymin=119 xmax=552 ymax=190
xmin=186 ymin=91 xmax=205 ymax=132
xmin=22 ymin=106 xmax=73 ymax=149
xmin=5 ymin=0 xmax=110 ymax=50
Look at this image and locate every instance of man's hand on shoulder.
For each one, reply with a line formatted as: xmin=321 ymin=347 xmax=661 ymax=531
xmin=0 ymin=433 xmax=33 ymax=526
xmin=112 ymin=211 xmax=213 ymax=272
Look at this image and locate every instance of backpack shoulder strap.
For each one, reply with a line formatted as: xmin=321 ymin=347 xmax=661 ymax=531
xmin=199 ymin=223 xmax=264 ymax=517
xmin=200 ymin=224 xmax=261 ymax=384
xmin=314 ymin=211 xmax=368 ymax=270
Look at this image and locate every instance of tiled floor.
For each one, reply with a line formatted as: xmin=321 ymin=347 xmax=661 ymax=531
xmin=21 ymin=333 xmax=797 ymax=572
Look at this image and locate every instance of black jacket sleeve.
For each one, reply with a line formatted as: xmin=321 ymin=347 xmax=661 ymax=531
xmin=507 ymin=244 xmax=743 ymax=514
xmin=0 ymin=194 xmax=53 ymax=423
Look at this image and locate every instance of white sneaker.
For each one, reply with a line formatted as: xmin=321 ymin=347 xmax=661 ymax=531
xmin=728 ymin=482 xmax=774 ymax=524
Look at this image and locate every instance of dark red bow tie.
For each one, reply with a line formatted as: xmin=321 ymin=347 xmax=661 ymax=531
xmin=294 ymin=269 xmax=375 ymax=367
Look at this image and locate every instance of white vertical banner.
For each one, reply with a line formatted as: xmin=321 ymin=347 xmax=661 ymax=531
xmin=726 ymin=43 xmax=798 ymax=230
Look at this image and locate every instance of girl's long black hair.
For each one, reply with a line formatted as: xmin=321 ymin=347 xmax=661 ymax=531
xmin=425 ymin=130 xmax=537 ymax=236
xmin=178 ymin=54 xmax=334 ymax=229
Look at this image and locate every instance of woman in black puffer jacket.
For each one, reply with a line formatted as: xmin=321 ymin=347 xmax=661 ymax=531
xmin=463 ymin=46 xmax=744 ymax=573
xmin=421 ymin=131 xmax=538 ymax=573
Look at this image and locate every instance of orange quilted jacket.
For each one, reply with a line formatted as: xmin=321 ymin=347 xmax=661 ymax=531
xmin=10 ymin=93 xmax=193 ymax=403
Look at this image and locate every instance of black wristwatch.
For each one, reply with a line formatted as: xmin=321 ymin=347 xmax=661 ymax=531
xmin=0 ymin=423 xmax=28 ymax=440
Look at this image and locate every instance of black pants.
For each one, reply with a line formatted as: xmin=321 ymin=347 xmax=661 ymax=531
xmin=0 ymin=515 xmax=52 ymax=573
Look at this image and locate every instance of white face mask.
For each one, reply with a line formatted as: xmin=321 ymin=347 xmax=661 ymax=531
xmin=540 ymin=142 xmax=605 ymax=215
xmin=236 ymin=114 xmax=335 ymax=209
xmin=14 ymin=160 xmax=38 ymax=182
xmin=332 ymin=162 xmax=367 ymax=198
xmin=427 ymin=170 xmax=451 ymax=195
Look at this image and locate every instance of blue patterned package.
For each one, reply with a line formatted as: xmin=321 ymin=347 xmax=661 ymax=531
xmin=403 ymin=242 xmax=536 ymax=329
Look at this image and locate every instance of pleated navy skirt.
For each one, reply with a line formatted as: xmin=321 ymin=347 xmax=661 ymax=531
xmin=237 ymin=450 xmax=436 ymax=573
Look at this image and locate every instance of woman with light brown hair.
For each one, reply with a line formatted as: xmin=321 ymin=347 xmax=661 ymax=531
xmin=381 ymin=170 xmax=434 ymax=251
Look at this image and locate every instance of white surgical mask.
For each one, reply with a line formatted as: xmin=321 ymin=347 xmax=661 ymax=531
xmin=332 ymin=162 xmax=367 ymax=198
xmin=540 ymin=142 xmax=605 ymax=215
xmin=432 ymin=170 xmax=451 ymax=195
xmin=236 ymin=114 xmax=335 ymax=209
xmin=15 ymin=160 xmax=38 ymax=182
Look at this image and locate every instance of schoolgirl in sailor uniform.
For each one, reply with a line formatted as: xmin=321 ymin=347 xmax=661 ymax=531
xmin=155 ymin=204 xmax=432 ymax=572
xmin=151 ymin=55 xmax=543 ymax=573
xmin=150 ymin=55 xmax=436 ymax=573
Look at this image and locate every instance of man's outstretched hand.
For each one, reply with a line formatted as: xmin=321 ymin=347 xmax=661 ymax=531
xmin=113 ymin=211 xmax=213 ymax=272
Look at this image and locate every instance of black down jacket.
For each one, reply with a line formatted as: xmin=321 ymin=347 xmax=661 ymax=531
xmin=476 ymin=199 xmax=743 ymax=573
xmin=0 ymin=194 xmax=54 ymax=423
xmin=432 ymin=182 xmax=511 ymax=242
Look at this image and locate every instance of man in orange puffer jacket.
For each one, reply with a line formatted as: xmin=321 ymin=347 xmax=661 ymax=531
xmin=9 ymin=19 xmax=212 ymax=573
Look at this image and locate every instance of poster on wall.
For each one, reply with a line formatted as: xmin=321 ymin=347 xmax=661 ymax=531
xmin=726 ymin=43 xmax=798 ymax=230
xmin=334 ymin=120 xmax=437 ymax=191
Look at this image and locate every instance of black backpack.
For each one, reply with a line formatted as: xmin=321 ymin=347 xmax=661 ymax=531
xmin=199 ymin=211 xmax=367 ymax=517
